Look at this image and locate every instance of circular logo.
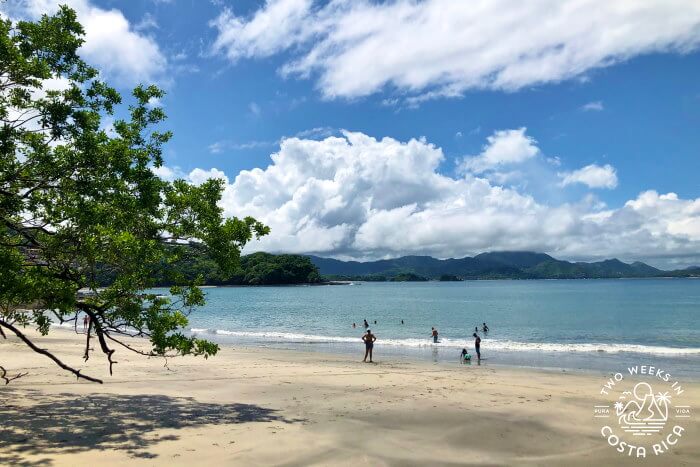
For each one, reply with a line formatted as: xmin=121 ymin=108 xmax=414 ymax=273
xmin=594 ymin=365 xmax=692 ymax=458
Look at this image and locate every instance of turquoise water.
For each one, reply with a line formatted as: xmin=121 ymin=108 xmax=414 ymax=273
xmin=179 ymin=279 xmax=700 ymax=376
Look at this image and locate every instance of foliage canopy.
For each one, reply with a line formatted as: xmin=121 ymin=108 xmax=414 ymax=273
xmin=0 ymin=7 xmax=268 ymax=383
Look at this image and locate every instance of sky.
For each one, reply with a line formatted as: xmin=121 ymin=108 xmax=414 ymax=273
xmin=3 ymin=0 xmax=700 ymax=268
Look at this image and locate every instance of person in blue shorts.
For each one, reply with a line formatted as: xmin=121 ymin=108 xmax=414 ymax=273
xmin=362 ymin=329 xmax=377 ymax=363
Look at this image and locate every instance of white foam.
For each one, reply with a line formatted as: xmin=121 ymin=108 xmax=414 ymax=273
xmin=188 ymin=329 xmax=700 ymax=355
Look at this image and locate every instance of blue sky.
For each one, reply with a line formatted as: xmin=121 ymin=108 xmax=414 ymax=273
xmin=113 ymin=0 xmax=700 ymax=206
xmin=5 ymin=0 xmax=700 ymax=267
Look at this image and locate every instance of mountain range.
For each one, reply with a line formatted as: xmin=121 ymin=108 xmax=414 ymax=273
xmin=309 ymin=251 xmax=700 ymax=280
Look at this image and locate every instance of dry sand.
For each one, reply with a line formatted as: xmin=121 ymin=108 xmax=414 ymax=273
xmin=1 ymin=328 xmax=698 ymax=466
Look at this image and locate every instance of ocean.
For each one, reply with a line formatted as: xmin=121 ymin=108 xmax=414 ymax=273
xmin=179 ymin=279 xmax=700 ymax=377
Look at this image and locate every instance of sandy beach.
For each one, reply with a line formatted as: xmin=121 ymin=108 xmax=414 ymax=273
xmin=1 ymin=328 xmax=698 ymax=466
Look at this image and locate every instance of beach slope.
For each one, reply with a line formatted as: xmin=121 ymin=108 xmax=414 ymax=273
xmin=1 ymin=329 xmax=698 ymax=466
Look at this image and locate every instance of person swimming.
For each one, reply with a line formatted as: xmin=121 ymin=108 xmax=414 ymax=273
xmin=482 ymin=322 xmax=489 ymax=333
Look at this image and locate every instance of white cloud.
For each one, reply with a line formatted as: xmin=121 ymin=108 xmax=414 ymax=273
xmin=582 ymin=101 xmax=604 ymax=111
xmin=135 ymin=12 xmax=159 ymax=31
xmin=151 ymin=164 xmax=185 ymax=181
xmin=157 ymin=131 xmax=700 ymax=267
xmin=5 ymin=0 xmax=167 ymax=86
xmin=294 ymin=126 xmax=336 ymax=139
xmin=559 ymin=164 xmax=618 ymax=189
xmin=208 ymin=140 xmax=277 ymax=154
xmin=188 ymin=168 xmax=228 ymax=186
xmin=459 ymin=128 xmax=539 ymax=174
xmin=210 ymin=0 xmax=700 ymax=101
xmin=211 ymin=0 xmax=315 ymax=61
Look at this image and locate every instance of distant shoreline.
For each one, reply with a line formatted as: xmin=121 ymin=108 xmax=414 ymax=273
xmin=149 ymin=275 xmax=700 ymax=288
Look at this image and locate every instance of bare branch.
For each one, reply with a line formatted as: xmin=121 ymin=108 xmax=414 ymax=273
xmin=0 ymin=318 xmax=103 ymax=384
xmin=76 ymin=304 xmax=117 ymax=375
xmin=83 ymin=319 xmax=92 ymax=361
xmin=0 ymin=365 xmax=28 ymax=385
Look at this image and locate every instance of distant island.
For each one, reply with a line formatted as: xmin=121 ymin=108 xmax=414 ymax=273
xmin=309 ymin=251 xmax=700 ymax=281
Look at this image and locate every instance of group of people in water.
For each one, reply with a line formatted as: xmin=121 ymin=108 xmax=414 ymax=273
xmin=357 ymin=319 xmax=489 ymax=364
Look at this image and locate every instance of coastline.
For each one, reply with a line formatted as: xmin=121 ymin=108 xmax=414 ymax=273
xmin=2 ymin=327 xmax=699 ymax=466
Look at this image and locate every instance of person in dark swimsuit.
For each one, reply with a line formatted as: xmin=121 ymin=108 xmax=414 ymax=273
xmin=482 ymin=322 xmax=489 ymax=333
xmin=473 ymin=333 xmax=481 ymax=360
xmin=363 ymin=319 xmax=369 ymax=328
xmin=431 ymin=327 xmax=439 ymax=343
xmin=362 ymin=329 xmax=377 ymax=363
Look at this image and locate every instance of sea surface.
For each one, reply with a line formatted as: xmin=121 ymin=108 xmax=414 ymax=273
xmin=175 ymin=279 xmax=700 ymax=377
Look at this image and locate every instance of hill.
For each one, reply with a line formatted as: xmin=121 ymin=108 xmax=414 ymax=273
xmin=97 ymin=247 xmax=323 ymax=286
xmin=308 ymin=251 xmax=700 ymax=280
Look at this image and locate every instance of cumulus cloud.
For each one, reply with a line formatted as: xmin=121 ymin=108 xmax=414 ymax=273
xmin=158 ymin=131 xmax=700 ymax=267
xmin=458 ymin=128 xmax=539 ymax=174
xmin=210 ymin=0 xmax=700 ymax=100
xmin=151 ymin=164 xmax=185 ymax=181
xmin=4 ymin=0 xmax=168 ymax=86
xmin=211 ymin=0 xmax=315 ymax=61
xmin=559 ymin=164 xmax=618 ymax=189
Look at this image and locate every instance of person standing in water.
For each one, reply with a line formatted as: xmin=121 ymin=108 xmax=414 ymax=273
xmin=352 ymin=322 xmax=356 ymax=328
xmin=473 ymin=332 xmax=481 ymax=361
xmin=362 ymin=329 xmax=377 ymax=363
xmin=363 ymin=319 xmax=369 ymax=328
xmin=431 ymin=327 xmax=439 ymax=343
xmin=482 ymin=322 xmax=489 ymax=333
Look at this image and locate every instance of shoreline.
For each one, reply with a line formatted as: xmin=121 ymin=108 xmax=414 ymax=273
xmin=46 ymin=323 xmax=700 ymax=380
xmin=2 ymin=327 xmax=699 ymax=466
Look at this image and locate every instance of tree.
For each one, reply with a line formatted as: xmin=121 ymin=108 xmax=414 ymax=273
xmin=0 ymin=7 xmax=268 ymax=383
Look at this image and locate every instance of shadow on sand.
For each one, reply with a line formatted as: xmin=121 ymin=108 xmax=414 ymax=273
xmin=0 ymin=389 xmax=305 ymax=465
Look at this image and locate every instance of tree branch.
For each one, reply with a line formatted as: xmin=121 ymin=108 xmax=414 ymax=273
xmin=83 ymin=319 xmax=92 ymax=361
xmin=0 ymin=318 xmax=103 ymax=384
xmin=76 ymin=304 xmax=117 ymax=375
xmin=1 ymin=365 xmax=27 ymax=385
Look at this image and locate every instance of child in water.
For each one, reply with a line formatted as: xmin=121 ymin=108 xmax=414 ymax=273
xmin=460 ymin=348 xmax=471 ymax=363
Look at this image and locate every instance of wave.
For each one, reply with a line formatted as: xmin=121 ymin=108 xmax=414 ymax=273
xmin=189 ymin=328 xmax=700 ymax=355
